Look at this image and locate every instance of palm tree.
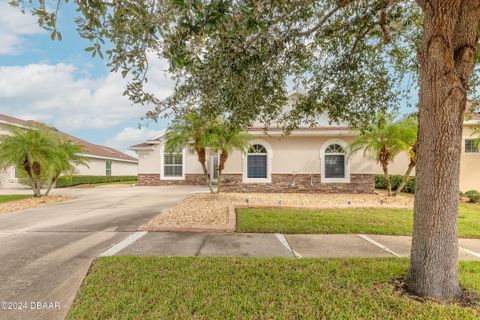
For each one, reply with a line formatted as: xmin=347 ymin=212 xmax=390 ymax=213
xmin=349 ymin=114 xmax=405 ymax=196
xmin=165 ymin=112 xmax=217 ymax=193
xmin=394 ymin=116 xmax=418 ymax=196
xmin=0 ymin=128 xmax=57 ymax=197
xmin=44 ymin=137 xmax=88 ymax=196
xmin=210 ymin=123 xmax=252 ymax=193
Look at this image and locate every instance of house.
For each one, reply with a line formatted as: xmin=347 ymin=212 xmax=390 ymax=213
xmin=461 ymin=112 xmax=480 ymax=191
xmin=0 ymin=114 xmax=138 ymax=189
xmin=130 ymin=113 xmax=480 ymax=193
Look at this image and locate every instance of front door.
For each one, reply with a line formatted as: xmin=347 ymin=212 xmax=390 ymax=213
xmin=210 ymin=154 xmax=219 ymax=183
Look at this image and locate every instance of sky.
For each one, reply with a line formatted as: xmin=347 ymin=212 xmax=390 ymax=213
xmin=0 ymin=2 xmax=172 ymax=155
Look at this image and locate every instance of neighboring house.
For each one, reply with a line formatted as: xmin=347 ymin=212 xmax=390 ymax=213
xmin=130 ymin=113 xmax=480 ymax=193
xmin=461 ymin=112 xmax=480 ymax=191
xmin=0 ymin=114 xmax=138 ymax=189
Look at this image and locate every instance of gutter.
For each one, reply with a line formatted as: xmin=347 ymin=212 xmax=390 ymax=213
xmin=77 ymin=153 xmax=138 ymax=163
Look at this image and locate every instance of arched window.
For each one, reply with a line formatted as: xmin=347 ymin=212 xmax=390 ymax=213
xmin=324 ymin=144 xmax=345 ymax=178
xmin=247 ymin=144 xmax=268 ymax=179
xmin=321 ymin=140 xmax=350 ymax=183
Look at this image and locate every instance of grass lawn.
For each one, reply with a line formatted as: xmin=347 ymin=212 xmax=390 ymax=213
xmin=0 ymin=194 xmax=31 ymax=204
xmin=67 ymin=257 xmax=480 ymax=319
xmin=236 ymin=203 xmax=480 ymax=238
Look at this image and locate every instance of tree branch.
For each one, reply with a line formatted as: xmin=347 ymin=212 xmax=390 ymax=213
xmin=297 ymin=5 xmax=343 ymax=37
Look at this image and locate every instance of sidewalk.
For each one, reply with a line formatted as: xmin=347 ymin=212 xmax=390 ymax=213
xmin=112 ymin=232 xmax=480 ymax=260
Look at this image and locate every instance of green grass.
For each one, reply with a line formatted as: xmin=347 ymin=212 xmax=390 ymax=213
xmin=0 ymin=194 xmax=31 ymax=204
xmin=67 ymin=257 xmax=480 ymax=319
xmin=236 ymin=204 xmax=480 ymax=238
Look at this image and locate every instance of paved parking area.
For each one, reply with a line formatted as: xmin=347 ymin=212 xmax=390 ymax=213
xmin=115 ymin=231 xmax=480 ymax=260
xmin=118 ymin=232 xmax=294 ymax=257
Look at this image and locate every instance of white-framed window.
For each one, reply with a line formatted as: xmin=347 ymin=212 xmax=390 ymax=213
xmin=160 ymin=145 xmax=185 ymax=180
xmin=10 ymin=166 xmax=20 ymax=180
xmin=320 ymin=139 xmax=350 ymax=183
xmin=243 ymin=139 xmax=272 ymax=183
xmin=465 ymin=139 xmax=479 ymax=153
xmin=106 ymin=161 xmax=112 ymax=176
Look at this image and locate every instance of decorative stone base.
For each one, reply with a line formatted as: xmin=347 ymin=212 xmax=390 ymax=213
xmin=137 ymin=173 xmax=206 ymax=186
xmin=138 ymin=173 xmax=374 ymax=194
xmin=220 ymin=174 xmax=374 ymax=194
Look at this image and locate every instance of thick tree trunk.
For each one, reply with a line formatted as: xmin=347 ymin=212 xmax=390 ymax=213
xmin=381 ymin=161 xmax=392 ymax=196
xmin=408 ymin=0 xmax=480 ymax=299
xmin=394 ymin=160 xmax=415 ymax=196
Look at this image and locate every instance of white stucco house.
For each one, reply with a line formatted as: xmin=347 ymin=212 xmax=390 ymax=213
xmin=130 ymin=113 xmax=480 ymax=193
xmin=0 ymin=114 xmax=138 ymax=189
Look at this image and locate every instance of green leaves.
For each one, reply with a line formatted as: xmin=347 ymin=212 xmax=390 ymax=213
xmin=0 ymin=126 xmax=87 ymax=196
xmin=349 ymin=113 xmax=417 ymax=165
xmin=12 ymin=0 xmax=423 ymax=131
xmin=50 ymin=30 xmax=62 ymax=41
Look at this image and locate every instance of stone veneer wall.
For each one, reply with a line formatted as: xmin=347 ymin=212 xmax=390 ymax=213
xmin=137 ymin=173 xmax=206 ymax=186
xmin=138 ymin=173 xmax=374 ymax=193
xmin=220 ymin=174 xmax=374 ymax=193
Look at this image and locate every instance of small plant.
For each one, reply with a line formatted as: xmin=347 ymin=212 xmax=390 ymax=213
xmin=465 ymin=190 xmax=480 ymax=203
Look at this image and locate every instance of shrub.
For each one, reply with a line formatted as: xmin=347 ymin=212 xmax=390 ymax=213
xmin=465 ymin=190 xmax=480 ymax=203
xmin=55 ymin=175 xmax=137 ymax=188
xmin=375 ymin=175 xmax=415 ymax=194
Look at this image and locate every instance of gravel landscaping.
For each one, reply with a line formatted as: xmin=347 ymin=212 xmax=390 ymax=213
xmin=148 ymin=191 xmax=414 ymax=227
xmin=0 ymin=195 xmax=73 ymax=214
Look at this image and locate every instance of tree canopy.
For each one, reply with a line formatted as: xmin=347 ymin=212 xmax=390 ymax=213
xmin=11 ymin=0 xmax=427 ymax=129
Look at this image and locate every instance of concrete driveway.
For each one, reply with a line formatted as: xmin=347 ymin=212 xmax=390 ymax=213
xmin=0 ymin=185 xmax=204 ymax=320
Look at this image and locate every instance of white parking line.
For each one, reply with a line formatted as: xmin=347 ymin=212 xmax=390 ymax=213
xmin=99 ymin=231 xmax=147 ymax=257
xmin=460 ymin=247 xmax=480 ymax=258
xmin=275 ymin=233 xmax=302 ymax=258
xmin=356 ymin=234 xmax=401 ymax=257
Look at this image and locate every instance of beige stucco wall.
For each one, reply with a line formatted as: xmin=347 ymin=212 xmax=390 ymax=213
xmin=137 ymin=145 xmax=161 ymax=174
xmin=0 ymin=167 xmax=28 ymax=189
xmin=140 ymin=135 xmax=413 ymax=177
xmin=222 ymin=135 xmax=411 ymax=175
xmin=75 ymin=158 xmax=137 ymax=176
xmin=460 ymin=126 xmax=480 ymax=192
xmin=136 ymin=143 xmax=204 ymax=174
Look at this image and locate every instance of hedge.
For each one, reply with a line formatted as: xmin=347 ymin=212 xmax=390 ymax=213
xmin=375 ymin=175 xmax=415 ymax=194
xmin=465 ymin=190 xmax=480 ymax=203
xmin=56 ymin=175 xmax=137 ymax=188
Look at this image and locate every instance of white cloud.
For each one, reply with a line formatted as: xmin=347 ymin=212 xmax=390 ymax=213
xmin=0 ymin=59 xmax=175 ymax=131
xmin=0 ymin=3 xmax=43 ymax=55
xmin=106 ymin=126 xmax=164 ymax=155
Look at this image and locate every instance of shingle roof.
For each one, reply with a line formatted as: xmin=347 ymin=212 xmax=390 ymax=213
xmin=0 ymin=114 xmax=137 ymax=162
